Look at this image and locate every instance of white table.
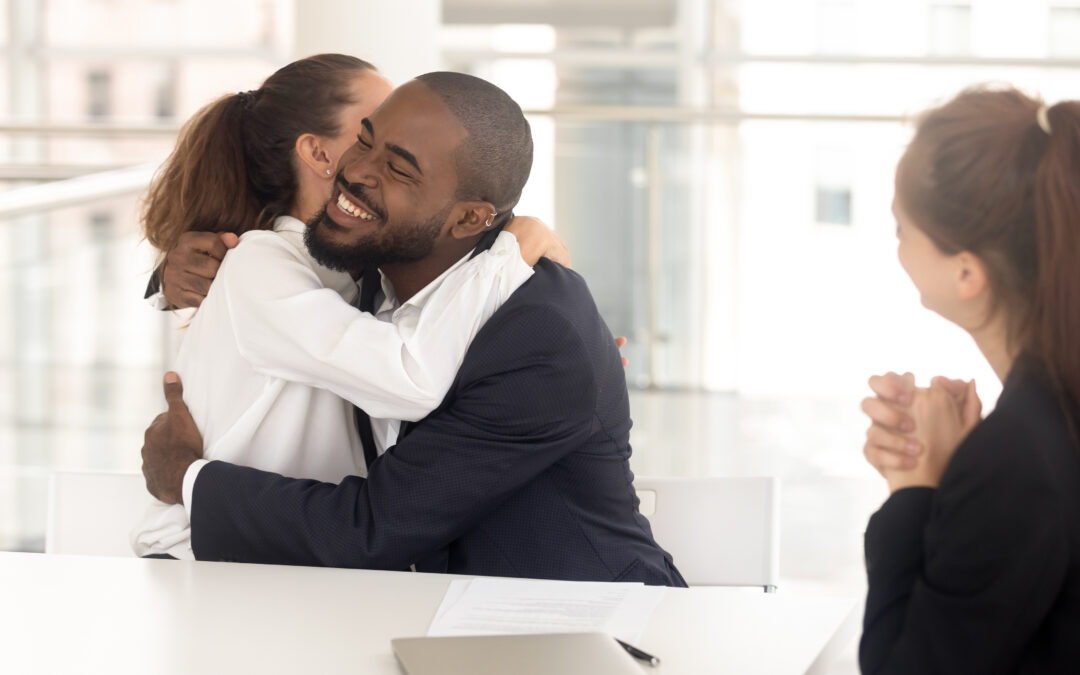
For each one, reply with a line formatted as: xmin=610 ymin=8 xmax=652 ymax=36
xmin=0 ymin=552 xmax=859 ymax=674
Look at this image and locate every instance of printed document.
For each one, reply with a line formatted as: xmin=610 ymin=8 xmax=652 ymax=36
xmin=426 ymin=577 xmax=665 ymax=644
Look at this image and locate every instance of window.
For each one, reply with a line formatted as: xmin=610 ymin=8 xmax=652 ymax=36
xmin=152 ymin=64 xmax=178 ymax=119
xmin=1050 ymin=7 xmax=1080 ymax=57
xmin=817 ymin=1 xmax=858 ymax=54
xmin=929 ymin=3 xmax=972 ymax=56
xmin=815 ymin=186 xmax=852 ymax=226
xmin=86 ymin=69 xmax=112 ymax=119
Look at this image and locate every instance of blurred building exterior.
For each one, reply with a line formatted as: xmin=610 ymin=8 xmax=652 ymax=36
xmin=1 ymin=2 xmax=1078 ymax=602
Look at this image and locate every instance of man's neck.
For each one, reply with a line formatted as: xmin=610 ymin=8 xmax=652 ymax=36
xmin=380 ymin=238 xmax=479 ymax=304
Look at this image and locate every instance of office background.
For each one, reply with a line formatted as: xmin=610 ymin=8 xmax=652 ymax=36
xmin=1 ymin=0 xmax=1078 ymax=601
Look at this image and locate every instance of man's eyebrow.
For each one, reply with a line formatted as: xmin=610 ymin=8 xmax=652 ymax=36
xmin=386 ymin=143 xmax=423 ymax=175
xmin=361 ymin=118 xmax=374 ymax=136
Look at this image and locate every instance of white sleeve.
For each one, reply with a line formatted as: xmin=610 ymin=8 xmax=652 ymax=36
xmin=222 ymin=230 xmax=533 ymax=422
xmin=182 ymin=459 xmax=210 ymax=519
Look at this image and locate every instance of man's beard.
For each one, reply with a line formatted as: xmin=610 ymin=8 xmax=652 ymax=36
xmin=304 ymin=203 xmax=450 ymax=273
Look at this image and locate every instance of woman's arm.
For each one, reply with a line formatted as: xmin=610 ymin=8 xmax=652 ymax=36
xmin=860 ymin=415 xmax=1069 ymax=674
xmin=218 ymin=230 xmax=532 ymax=422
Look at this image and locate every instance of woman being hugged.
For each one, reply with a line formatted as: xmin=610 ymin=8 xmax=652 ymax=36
xmin=134 ymin=55 xmax=563 ymax=560
xmin=860 ymin=87 xmax=1080 ymax=673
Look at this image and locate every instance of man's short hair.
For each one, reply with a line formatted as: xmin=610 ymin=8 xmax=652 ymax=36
xmin=415 ymin=72 xmax=533 ymax=213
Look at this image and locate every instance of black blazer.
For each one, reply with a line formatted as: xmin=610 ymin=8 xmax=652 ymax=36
xmin=188 ymin=245 xmax=686 ymax=586
xmin=860 ymin=360 xmax=1080 ymax=673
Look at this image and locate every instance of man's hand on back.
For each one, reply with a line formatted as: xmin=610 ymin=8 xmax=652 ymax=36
xmin=161 ymin=231 xmax=239 ymax=309
xmin=141 ymin=372 xmax=205 ymax=505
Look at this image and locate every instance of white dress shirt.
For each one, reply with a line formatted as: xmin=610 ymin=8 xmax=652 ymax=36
xmin=132 ymin=215 xmax=533 ymax=559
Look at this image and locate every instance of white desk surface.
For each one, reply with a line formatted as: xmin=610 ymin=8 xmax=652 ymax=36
xmin=0 ymin=552 xmax=859 ymax=675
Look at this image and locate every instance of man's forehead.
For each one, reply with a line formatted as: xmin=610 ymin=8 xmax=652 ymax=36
xmin=368 ymin=81 xmax=466 ymax=146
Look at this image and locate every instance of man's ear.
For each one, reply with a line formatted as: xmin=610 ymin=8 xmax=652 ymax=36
xmin=448 ymin=201 xmax=498 ymax=240
xmin=955 ymin=251 xmax=989 ymax=301
xmin=295 ymin=133 xmax=334 ymax=179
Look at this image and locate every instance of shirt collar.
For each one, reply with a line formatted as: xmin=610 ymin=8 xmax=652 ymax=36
xmin=376 ymin=248 xmax=475 ymax=316
xmin=273 ymin=214 xmax=307 ymax=234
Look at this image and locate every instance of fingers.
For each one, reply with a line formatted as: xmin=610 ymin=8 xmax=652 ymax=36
xmin=220 ymin=232 xmax=239 ymax=249
xmin=172 ymin=287 xmax=209 ymax=310
xmin=170 ymin=251 xmax=222 ymax=280
xmin=162 ymin=372 xmax=187 ymax=412
xmin=547 ymin=234 xmax=572 ymax=269
xmin=863 ymin=437 xmax=919 ymax=472
xmin=962 ymin=379 xmax=982 ymax=429
xmin=861 ymin=396 xmax=914 ymax=433
xmin=615 ymin=336 xmax=627 ymax=349
xmin=868 ymin=371 xmax=915 ymax=406
xmin=930 ymin=376 xmax=969 ymax=399
xmin=177 ymin=231 xmax=231 ymax=261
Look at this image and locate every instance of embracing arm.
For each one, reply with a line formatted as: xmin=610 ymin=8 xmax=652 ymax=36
xmin=222 ymin=230 xmax=532 ymax=421
xmin=148 ymin=217 xmax=564 ymax=310
xmin=187 ymin=304 xmax=596 ymax=568
xmin=859 ymin=423 xmax=1069 ymax=674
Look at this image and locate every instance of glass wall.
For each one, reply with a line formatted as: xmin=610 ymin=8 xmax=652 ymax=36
xmin=1 ymin=0 xmax=1078 ymax=595
xmin=0 ymin=0 xmax=291 ymax=551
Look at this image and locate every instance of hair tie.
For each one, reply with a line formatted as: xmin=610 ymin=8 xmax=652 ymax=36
xmin=237 ymin=89 xmax=259 ymax=110
xmin=1036 ymin=104 xmax=1052 ymax=135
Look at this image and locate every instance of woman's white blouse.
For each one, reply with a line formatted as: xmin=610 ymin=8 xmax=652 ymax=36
xmin=131 ymin=215 xmax=533 ymax=559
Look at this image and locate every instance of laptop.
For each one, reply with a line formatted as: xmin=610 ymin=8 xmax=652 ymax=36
xmin=391 ymin=632 xmax=646 ymax=675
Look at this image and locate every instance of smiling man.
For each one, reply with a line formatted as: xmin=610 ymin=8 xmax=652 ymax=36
xmin=140 ymin=72 xmax=686 ymax=586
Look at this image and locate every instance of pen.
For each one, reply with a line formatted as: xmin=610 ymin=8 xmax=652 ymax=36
xmin=615 ymin=637 xmax=661 ymax=667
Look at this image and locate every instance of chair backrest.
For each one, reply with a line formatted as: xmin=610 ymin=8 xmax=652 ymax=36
xmin=634 ymin=476 xmax=780 ymax=589
xmin=46 ymin=471 xmax=148 ymax=556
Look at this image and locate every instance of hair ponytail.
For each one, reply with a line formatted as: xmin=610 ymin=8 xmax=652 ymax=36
xmin=142 ymin=92 xmax=261 ymax=255
xmin=1032 ymin=101 xmax=1080 ymax=410
xmin=142 ymin=53 xmax=378 ymax=258
xmin=898 ymin=87 xmax=1080 ymax=415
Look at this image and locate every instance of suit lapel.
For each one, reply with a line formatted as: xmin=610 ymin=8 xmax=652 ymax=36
xmin=352 ymin=221 xmax=510 ymax=469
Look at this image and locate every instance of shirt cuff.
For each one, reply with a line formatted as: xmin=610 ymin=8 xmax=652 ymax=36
xmin=145 ymin=291 xmax=172 ymax=311
xmin=491 ymin=230 xmax=535 ymax=281
xmin=182 ymin=459 xmax=210 ymax=520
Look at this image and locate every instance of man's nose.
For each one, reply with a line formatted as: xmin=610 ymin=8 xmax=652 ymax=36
xmin=341 ymin=154 xmax=378 ymax=188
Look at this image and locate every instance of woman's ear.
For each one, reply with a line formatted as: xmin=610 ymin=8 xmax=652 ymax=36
xmin=294 ymin=133 xmax=334 ymax=179
xmin=955 ymin=251 xmax=989 ymax=301
xmin=448 ymin=201 xmax=498 ymax=240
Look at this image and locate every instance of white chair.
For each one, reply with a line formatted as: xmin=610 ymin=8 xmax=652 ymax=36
xmin=634 ymin=476 xmax=780 ymax=590
xmin=45 ymin=471 xmax=148 ymax=557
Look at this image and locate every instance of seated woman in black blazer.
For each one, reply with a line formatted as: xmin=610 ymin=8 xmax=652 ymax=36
xmin=858 ymin=87 xmax=1080 ymax=673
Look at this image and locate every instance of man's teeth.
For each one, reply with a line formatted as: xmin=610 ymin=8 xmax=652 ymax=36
xmin=337 ymin=193 xmax=376 ymax=221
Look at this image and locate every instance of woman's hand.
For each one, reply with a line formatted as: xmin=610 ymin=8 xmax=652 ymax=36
xmin=505 ymin=216 xmax=571 ymax=268
xmin=615 ymin=336 xmax=628 ymax=367
xmin=883 ymin=379 xmax=980 ymax=493
xmin=862 ymin=371 xmax=920 ymax=472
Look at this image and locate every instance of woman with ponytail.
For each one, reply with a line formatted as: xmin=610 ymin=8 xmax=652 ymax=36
xmin=858 ymin=86 xmax=1080 ymax=673
xmin=132 ymin=55 xmax=565 ymax=559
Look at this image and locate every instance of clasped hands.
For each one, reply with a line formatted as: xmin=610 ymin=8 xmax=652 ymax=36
xmin=861 ymin=372 xmax=982 ymax=492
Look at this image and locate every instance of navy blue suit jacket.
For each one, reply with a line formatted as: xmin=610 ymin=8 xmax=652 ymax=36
xmin=189 ymin=239 xmax=686 ymax=586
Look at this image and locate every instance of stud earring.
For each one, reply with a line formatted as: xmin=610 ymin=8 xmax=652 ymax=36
xmin=325 ymin=169 xmax=332 ymax=176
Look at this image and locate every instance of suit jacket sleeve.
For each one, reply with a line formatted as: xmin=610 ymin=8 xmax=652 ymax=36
xmin=859 ymin=420 xmax=1070 ymax=674
xmin=190 ymin=303 xmax=597 ymax=569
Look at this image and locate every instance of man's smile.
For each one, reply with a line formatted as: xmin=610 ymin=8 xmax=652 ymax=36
xmin=328 ymin=180 xmax=385 ymax=230
xmin=335 ymin=191 xmax=376 ymax=221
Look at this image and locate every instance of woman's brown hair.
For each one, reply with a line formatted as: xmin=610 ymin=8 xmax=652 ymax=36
xmin=897 ymin=85 xmax=1080 ymax=411
xmin=142 ymin=53 xmax=376 ymax=255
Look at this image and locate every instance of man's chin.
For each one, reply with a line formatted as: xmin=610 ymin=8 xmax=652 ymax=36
xmin=304 ymin=213 xmax=364 ymax=273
